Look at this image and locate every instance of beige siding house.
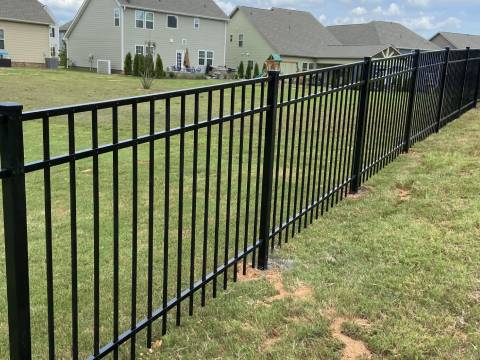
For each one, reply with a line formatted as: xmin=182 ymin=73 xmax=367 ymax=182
xmin=0 ymin=0 xmax=57 ymax=67
xmin=227 ymin=7 xmax=399 ymax=74
xmin=66 ymin=0 xmax=228 ymax=72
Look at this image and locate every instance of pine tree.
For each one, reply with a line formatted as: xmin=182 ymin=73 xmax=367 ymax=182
xmin=155 ymin=54 xmax=165 ymax=78
xmin=245 ymin=62 xmax=253 ymax=79
xmin=133 ymin=54 xmax=140 ymax=76
xmin=124 ymin=52 xmax=133 ymax=75
xmin=253 ymin=63 xmax=260 ymax=78
xmin=144 ymin=53 xmax=154 ymax=74
xmin=238 ymin=61 xmax=245 ymax=79
xmin=138 ymin=54 xmax=145 ymax=76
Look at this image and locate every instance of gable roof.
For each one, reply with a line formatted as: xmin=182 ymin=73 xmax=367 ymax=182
xmin=321 ymin=45 xmax=400 ymax=59
xmin=232 ymin=6 xmax=342 ymax=58
xmin=117 ymin=0 xmax=228 ymax=20
xmin=0 ymin=0 xmax=54 ymax=25
xmin=328 ymin=21 xmax=439 ymax=51
xmin=431 ymin=32 xmax=480 ymax=49
xmin=60 ymin=20 xmax=73 ymax=32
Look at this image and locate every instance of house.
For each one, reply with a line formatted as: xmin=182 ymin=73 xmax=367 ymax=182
xmin=65 ymin=0 xmax=228 ymax=73
xmin=430 ymin=32 xmax=480 ymax=50
xmin=60 ymin=20 xmax=73 ymax=51
xmin=328 ymin=21 xmax=439 ymax=54
xmin=0 ymin=0 xmax=59 ymax=66
xmin=226 ymin=7 xmax=399 ymax=74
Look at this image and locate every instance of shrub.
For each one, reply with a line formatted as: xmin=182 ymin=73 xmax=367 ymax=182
xmin=124 ymin=53 xmax=133 ymax=75
xmin=133 ymin=54 xmax=141 ymax=76
xmin=245 ymin=62 xmax=252 ymax=79
xmin=144 ymin=53 xmax=154 ymax=74
xmin=253 ymin=63 xmax=260 ymax=78
xmin=238 ymin=61 xmax=245 ymax=79
xmin=155 ymin=54 xmax=165 ymax=78
xmin=59 ymin=48 xmax=67 ymax=67
xmin=138 ymin=55 xmax=145 ymax=76
xmin=262 ymin=63 xmax=267 ymax=75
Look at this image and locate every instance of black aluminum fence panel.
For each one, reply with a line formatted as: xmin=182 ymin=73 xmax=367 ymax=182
xmin=0 ymin=47 xmax=479 ymax=360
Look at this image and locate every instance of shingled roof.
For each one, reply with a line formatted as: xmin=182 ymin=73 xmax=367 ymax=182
xmin=328 ymin=21 xmax=439 ymax=51
xmin=232 ymin=6 xmax=342 ymax=58
xmin=431 ymin=32 xmax=480 ymax=50
xmin=0 ymin=0 xmax=54 ymax=25
xmin=116 ymin=0 xmax=228 ymax=20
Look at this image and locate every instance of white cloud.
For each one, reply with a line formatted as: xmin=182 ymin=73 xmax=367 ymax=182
xmin=351 ymin=6 xmax=368 ymax=16
xmin=215 ymin=0 xmax=236 ymax=15
xmin=402 ymin=15 xmax=462 ymax=31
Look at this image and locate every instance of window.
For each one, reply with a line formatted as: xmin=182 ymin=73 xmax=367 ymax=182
xmin=194 ymin=18 xmax=200 ymax=29
xmin=114 ymin=9 xmax=120 ymax=27
xmin=199 ymin=50 xmax=214 ymax=67
xmin=135 ymin=45 xmax=144 ymax=55
xmin=135 ymin=10 xmax=144 ymax=28
xmin=167 ymin=15 xmax=178 ymax=29
xmin=0 ymin=30 xmax=4 ymax=50
xmin=50 ymin=47 xmax=56 ymax=57
xmin=176 ymin=50 xmax=183 ymax=68
xmin=230 ymin=34 xmax=233 ymax=42
xmin=145 ymin=12 xmax=154 ymax=29
xmin=238 ymin=34 xmax=244 ymax=47
xmin=309 ymin=63 xmax=315 ymax=70
xmin=50 ymin=27 xmax=55 ymax=38
xmin=302 ymin=63 xmax=308 ymax=71
xmin=145 ymin=45 xmax=155 ymax=55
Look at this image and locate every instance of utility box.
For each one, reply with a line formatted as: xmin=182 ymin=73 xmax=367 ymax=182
xmin=45 ymin=58 xmax=59 ymax=69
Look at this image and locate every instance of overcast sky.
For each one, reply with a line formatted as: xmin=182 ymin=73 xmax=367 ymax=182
xmin=45 ymin=0 xmax=479 ymax=39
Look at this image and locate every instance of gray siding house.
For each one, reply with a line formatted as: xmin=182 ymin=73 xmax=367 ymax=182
xmin=430 ymin=32 xmax=480 ymax=50
xmin=328 ymin=21 xmax=439 ymax=54
xmin=226 ymin=7 xmax=399 ymax=74
xmin=65 ymin=0 xmax=228 ymax=72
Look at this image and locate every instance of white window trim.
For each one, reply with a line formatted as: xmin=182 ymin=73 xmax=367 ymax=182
xmin=167 ymin=15 xmax=178 ymax=29
xmin=145 ymin=12 xmax=154 ymax=30
xmin=198 ymin=49 xmax=214 ymax=67
xmin=194 ymin=18 xmax=200 ymax=30
xmin=176 ymin=50 xmax=184 ymax=68
xmin=0 ymin=29 xmax=5 ymax=50
xmin=135 ymin=44 xmax=145 ymax=55
xmin=135 ymin=10 xmax=144 ymax=29
xmin=114 ymin=9 xmax=120 ymax=27
xmin=238 ymin=33 xmax=244 ymax=47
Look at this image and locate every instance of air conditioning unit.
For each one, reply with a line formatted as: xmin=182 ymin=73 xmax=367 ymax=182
xmin=97 ymin=59 xmax=111 ymax=75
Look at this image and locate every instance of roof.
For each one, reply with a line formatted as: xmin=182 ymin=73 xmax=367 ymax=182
xmin=60 ymin=20 xmax=73 ymax=32
xmin=328 ymin=21 xmax=439 ymax=51
xmin=320 ymin=45 xmax=400 ymax=59
xmin=116 ymin=0 xmax=228 ymax=20
xmin=431 ymin=32 xmax=480 ymax=49
xmin=0 ymin=0 xmax=54 ymax=25
xmin=232 ymin=6 xmax=342 ymax=58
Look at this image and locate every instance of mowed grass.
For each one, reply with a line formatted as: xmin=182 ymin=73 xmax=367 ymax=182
xmin=0 ymin=68 xmax=478 ymax=359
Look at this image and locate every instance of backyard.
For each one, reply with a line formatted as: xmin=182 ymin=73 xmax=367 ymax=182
xmin=0 ymin=68 xmax=479 ymax=359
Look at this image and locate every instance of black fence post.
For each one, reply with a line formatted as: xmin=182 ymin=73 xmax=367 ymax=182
xmin=350 ymin=57 xmax=371 ymax=194
xmin=257 ymin=70 xmax=280 ymax=270
xmin=0 ymin=103 xmax=32 ymax=360
xmin=475 ymin=56 xmax=480 ymax=108
xmin=435 ymin=48 xmax=450 ymax=132
xmin=403 ymin=49 xmax=421 ymax=153
xmin=459 ymin=47 xmax=471 ymax=114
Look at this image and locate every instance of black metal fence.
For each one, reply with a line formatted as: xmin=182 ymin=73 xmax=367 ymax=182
xmin=1 ymin=47 xmax=479 ymax=359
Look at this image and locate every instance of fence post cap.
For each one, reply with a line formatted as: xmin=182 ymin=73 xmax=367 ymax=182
xmin=0 ymin=102 xmax=23 ymax=112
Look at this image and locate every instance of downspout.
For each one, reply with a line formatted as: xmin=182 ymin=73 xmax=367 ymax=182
xmin=223 ymin=20 xmax=227 ymax=66
xmin=120 ymin=6 xmax=125 ymax=72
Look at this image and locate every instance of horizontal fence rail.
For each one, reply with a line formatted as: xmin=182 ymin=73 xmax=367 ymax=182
xmin=0 ymin=47 xmax=479 ymax=359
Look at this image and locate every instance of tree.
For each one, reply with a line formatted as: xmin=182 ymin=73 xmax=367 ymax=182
xmin=144 ymin=53 xmax=154 ymax=74
xmin=155 ymin=54 xmax=165 ymax=78
xmin=253 ymin=63 xmax=260 ymax=78
xmin=238 ymin=61 xmax=245 ymax=79
xmin=138 ymin=54 xmax=145 ymax=76
xmin=245 ymin=62 xmax=253 ymax=79
xmin=59 ymin=48 xmax=67 ymax=68
xmin=133 ymin=53 xmax=141 ymax=76
xmin=124 ymin=52 xmax=133 ymax=75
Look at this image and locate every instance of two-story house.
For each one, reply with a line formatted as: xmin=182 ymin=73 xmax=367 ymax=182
xmin=0 ymin=0 xmax=58 ymax=67
xmin=65 ymin=0 xmax=228 ymax=73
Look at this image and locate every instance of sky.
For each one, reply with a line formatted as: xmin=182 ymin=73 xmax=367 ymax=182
xmin=44 ymin=0 xmax=479 ymax=39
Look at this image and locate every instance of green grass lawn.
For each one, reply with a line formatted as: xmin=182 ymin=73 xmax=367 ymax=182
xmin=0 ymin=68 xmax=478 ymax=359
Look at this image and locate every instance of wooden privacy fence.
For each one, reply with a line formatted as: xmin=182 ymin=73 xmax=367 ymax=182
xmin=0 ymin=47 xmax=479 ymax=359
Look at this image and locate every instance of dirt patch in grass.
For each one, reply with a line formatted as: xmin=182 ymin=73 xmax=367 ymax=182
xmin=263 ymin=329 xmax=282 ymax=351
xmin=237 ymin=266 xmax=314 ymax=303
xmin=331 ymin=317 xmax=371 ymax=360
xmin=348 ymin=186 xmax=371 ymax=201
xmin=396 ymin=187 xmax=412 ymax=201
